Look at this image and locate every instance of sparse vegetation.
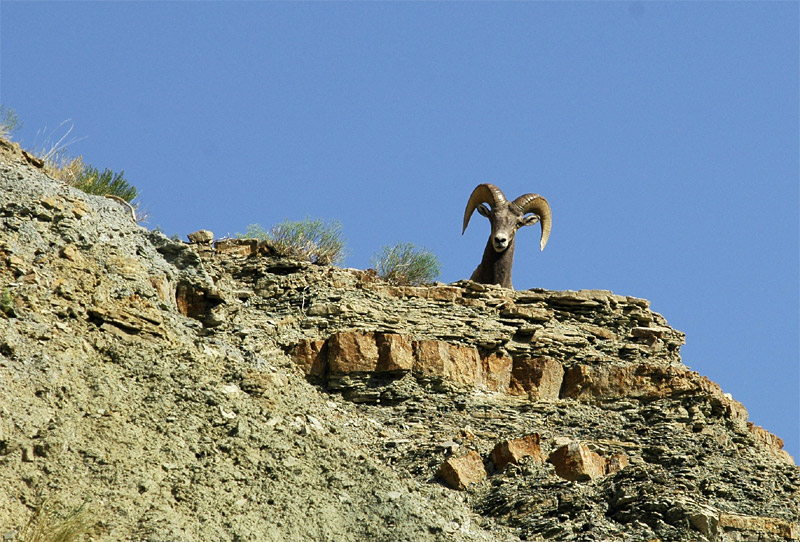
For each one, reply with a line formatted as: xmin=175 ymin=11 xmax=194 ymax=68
xmin=0 ymin=105 xmax=22 ymax=139
xmin=153 ymin=226 xmax=184 ymax=242
xmin=65 ymin=160 xmax=138 ymax=202
xmin=372 ymin=242 xmax=441 ymax=286
xmin=0 ymin=109 xmax=140 ymax=206
xmin=0 ymin=287 xmax=14 ymax=318
xmin=240 ymin=218 xmax=346 ymax=265
xmin=27 ymin=119 xmax=87 ymax=171
xmin=18 ymin=500 xmax=95 ymax=542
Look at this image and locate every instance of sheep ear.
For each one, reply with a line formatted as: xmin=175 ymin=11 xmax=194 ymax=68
xmin=521 ymin=214 xmax=540 ymax=227
xmin=477 ymin=204 xmax=491 ymax=218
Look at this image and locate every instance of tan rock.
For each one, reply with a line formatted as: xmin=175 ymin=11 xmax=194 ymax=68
xmin=22 ymin=148 xmax=44 ymax=168
xmin=307 ymin=303 xmax=342 ymax=317
xmin=548 ymin=441 xmax=606 ymax=482
xmin=105 ymin=254 xmax=146 ymax=278
xmin=513 ymin=290 xmax=549 ymax=303
xmin=293 ymin=338 xmax=328 ymax=377
xmin=412 ymin=340 xmax=447 ymax=377
xmin=60 ymin=244 xmax=82 ymax=263
xmin=556 ymin=364 xmax=751 ymax=435
xmin=70 ymin=201 xmax=89 ymax=219
xmin=214 ymin=238 xmax=258 ymax=258
xmin=548 ymin=290 xmax=607 ymax=308
xmin=684 ymin=500 xmax=720 ymax=538
xmin=446 ymin=344 xmax=482 ymax=387
xmin=722 ymin=394 xmax=749 ymax=428
xmin=631 ymin=325 xmax=671 ymax=340
xmin=481 ymin=352 xmax=512 ymax=392
xmin=412 ymin=340 xmax=482 ymax=387
xmin=187 ymin=229 xmax=214 ymax=244
xmin=7 ymin=254 xmax=25 ymax=272
xmin=490 ymin=434 xmax=542 ymax=471
xmin=501 ymin=303 xmax=552 ymax=322
xmin=175 ymin=283 xmax=221 ymax=321
xmin=509 ymin=357 xmax=564 ymax=401
xmin=425 ymin=286 xmax=460 ymax=302
xmin=327 ymin=332 xmax=379 ymax=374
xmin=437 ymin=450 xmax=486 ymax=490
xmin=560 ymin=363 xmax=730 ymax=404
xmin=605 ymin=453 xmax=629 ymax=474
xmin=747 ymin=422 xmax=783 ymax=449
xmin=584 ymin=324 xmax=616 ymax=340
xmin=240 ymin=368 xmax=285 ymax=396
xmin=560 ymin=364 xmax=626 ymax=400
xmin=747 ymin=423 xmax=795 ymax=464
xmin=719 ymin=513 xmax=800 ymax=539
xmin=87 ymin=307 xmax=163 ymax=337
xmin=149 ymin=274 xmax=172 ymax=304
xmin=376 ymin=333 xmax=414 ymax=372
xmin=39 ymin=196 xmax=61 ymax=210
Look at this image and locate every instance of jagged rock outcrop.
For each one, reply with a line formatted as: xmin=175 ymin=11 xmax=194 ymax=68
xmin=0 ymin=138 xmax=798 ymax=541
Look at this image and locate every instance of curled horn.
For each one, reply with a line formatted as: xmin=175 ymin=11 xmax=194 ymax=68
xmin=462 ymin=183 xmax=507 ymax=234
xmin=513 ymin=193 xmax=552 ymax=251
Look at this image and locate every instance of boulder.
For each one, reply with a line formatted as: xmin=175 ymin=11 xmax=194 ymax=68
xmin=548 ymin=442 xmax=606 ymax=482
xmin=437 ymin=451 xmax=487 ymax=490
xmin=490 ymin=434 xmax=543 ymax=471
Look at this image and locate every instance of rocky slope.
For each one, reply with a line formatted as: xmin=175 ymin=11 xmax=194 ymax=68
xmin=0 ymin=138 xmax=798 ymax=541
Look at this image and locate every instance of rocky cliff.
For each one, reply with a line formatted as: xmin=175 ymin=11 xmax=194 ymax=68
xmin=0 ymin=138 xmax=798 ymax=541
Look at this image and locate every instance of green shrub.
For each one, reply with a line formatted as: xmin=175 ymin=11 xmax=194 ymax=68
xmin=372 ymin=242 xmax=441 ymax=286
xmin=0 ymin=287 xmax=14 ymax=318
xmin=0 ymin=111 xmax=137 ymax=204
xmin=240 ymin=217 xmax=346 ymax=265
xmin=68 ymin=163 xmax=138 ymax=202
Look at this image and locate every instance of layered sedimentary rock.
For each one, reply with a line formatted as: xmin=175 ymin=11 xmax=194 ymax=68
xmin=0 ymin=138 xmax=797 ymax=541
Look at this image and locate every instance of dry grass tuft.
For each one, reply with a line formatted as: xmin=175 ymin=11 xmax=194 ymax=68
xmin=372 ymin=242 xmax=441 ymax=286
xmin=240 ymin=218 xmax=347 ymax=265
xmin=18 ymin=500 xmax=96 ymax=542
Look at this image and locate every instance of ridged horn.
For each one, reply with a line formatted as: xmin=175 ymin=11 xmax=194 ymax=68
xmin=462 ymin=183 xmax=507 ymax=234
xmin=513 ymin=193 xmax=552 ymax=251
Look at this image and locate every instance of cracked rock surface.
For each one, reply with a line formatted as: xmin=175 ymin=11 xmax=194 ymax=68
xmin=0 ymin=138 xmax=798 ymax=541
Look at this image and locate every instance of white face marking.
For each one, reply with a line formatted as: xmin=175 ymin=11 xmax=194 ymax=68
xmin=489 ymin=207 xmax=521 ymax=253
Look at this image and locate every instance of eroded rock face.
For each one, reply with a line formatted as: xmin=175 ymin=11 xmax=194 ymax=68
xmin=0 ymin=138 xmax=798 ymax=542
xmin=192 ymin=221 xmax=798 ymax=541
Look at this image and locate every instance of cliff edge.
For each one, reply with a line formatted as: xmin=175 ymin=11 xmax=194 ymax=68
xmin=1 ymin=138 xmax=797 ymax=541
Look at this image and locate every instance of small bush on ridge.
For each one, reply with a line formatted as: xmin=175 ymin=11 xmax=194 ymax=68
xmin=67 ymin=162 xmax=138 ymax=202
xmin=0 ymin=109 xmax=140 ymax=205
xmin=372 ymin=242 xmax=441 ymax=286
xmin=240 ymin=218 xmax=346 ymax=265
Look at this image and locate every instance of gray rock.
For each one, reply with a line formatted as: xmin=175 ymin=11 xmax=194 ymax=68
xmin=0 ymin=138 xmax=797 ymax=542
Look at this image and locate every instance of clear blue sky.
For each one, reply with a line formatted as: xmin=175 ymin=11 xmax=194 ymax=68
xmin=2 ymin=2 xmax=798 ymax=460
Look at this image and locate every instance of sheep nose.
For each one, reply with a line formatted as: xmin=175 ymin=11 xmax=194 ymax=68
xmin=493 ymin=235 xmax=508 ymax=250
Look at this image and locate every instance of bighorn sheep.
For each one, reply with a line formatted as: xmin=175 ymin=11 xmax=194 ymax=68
xmin=462 ymin=183 xmax=551 ymax=289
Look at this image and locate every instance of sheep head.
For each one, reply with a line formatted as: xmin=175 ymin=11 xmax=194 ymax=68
xmin=462 ymin=183 xmax=551 ymax=288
